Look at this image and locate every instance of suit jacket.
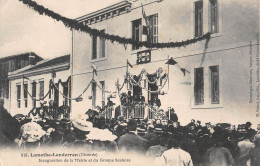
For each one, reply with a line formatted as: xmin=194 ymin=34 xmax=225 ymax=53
xmin=0 ymin=107 xmax=20 ymax=147
xmin=117 ymin=132 xmax=148 ymax=153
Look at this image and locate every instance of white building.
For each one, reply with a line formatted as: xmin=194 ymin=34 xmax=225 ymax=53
xmin=71 ymin=0 xmax=259 ymax=125
xmin=8 ymin=55 xmax=71 ymax=116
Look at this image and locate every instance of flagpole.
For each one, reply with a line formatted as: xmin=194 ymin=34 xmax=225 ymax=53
xmin=126 ymin=59 xmax=129 ymax=120
xmin=126 ymin=59 xmax=129 ymax=90
xmin=92 ymin=65 xmax=94 ymax=80
xmin=167 ymin=55 xmax=169 ymax=91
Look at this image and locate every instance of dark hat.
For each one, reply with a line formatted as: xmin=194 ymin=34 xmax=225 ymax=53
xmin=127 ymin=119 xmax=137 ymax=131
xmin=246 ymin=122 xmax=252 ymax=127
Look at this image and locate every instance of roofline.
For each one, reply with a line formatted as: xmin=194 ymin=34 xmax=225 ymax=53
xmin=8 ymin=59 xmax=50 ymax=76
xmin=75 ymin=0 xmax=132 ymax=22
xmin=8 ymin=62 xmax=70 ymax=80
xmin=0 ymin=52 xmax=43 ymax=61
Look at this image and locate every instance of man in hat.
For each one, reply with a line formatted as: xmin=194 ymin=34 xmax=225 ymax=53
xmin=72 ymin=117 xmax=93 ymax=140
xmin=239 ymin=134 xmax=260 ymax=166
xmin=152 ymin=95 xmax=161 ymax=107
xmin=168 ymin=108 xmax=178 ymax=122
xmin=143 ymin=125 xmax=158 ymax=146
xmin=0 ymin=99 xmax=20 ymax=148
xmin=204 ymin=133 xmax=234 ymax=166
xmin=237 ymin=132 xmax=255 ymax=166
xmin=127 ymin=91 xmax=133 ymax=105
xmin=146 ymin=134 xmax=168 ymax=163
xmin=181 ymin=133 xmax=200 ymax=166
xmin=160 ymin=134 xmax=193 ymax=166
xmin=117 ymin=119 xmax=148 ymax=153
xmin=245 ymin=122 xmax=256 ymax=137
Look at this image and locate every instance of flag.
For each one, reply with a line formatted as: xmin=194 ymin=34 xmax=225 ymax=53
xmin=141 ymin=3 xmax=150 ymax=37
xmin=91 ymin=63 xmax=97 ymax=76
xmin=180 ymin=68 xmax=190 ymax=76
xmin=161 ymin=73 xmax=167 ymax=80
xmin=141 ymin=3 xmax=149 ymax=27
xmin=165 ymin=57 xmax=177 ymax=65
xmin=127 ymin=61 xmax=133 ymax=68
xmin=143 ymin=26 xmax=149 ymax=35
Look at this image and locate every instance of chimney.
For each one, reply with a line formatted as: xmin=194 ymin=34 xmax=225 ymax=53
xmin=29 ymin=54 xmax=36 ymax=65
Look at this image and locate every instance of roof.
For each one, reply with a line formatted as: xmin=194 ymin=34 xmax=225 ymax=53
xmin=76 ymin=0 xmax=132 ymax=24
xmin=0 ymin=52 xmax=43 ymax=62
xmin=8 ymin=54 xmax=70 ymax=80
xmin=24 ymin=54 xmax=70 ymax=72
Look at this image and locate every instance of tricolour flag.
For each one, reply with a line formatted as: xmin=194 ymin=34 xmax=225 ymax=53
xmin=141 ymin=3 xmax=150 ymax=37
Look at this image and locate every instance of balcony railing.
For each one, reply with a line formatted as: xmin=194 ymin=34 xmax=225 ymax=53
xmin=28 ymin=105 xmax=70 ymax=120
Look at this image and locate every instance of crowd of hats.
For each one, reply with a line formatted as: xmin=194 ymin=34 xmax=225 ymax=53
xmin=13 ymin=112 xmax=260 ymax=153
xmin=2 ymin=110 xmax=257 ymax=166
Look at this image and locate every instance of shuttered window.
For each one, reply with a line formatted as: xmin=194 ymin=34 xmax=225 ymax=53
xmin=148 ymin=14 xmax=158 ymax=43
xmin=17 ymin=84 xmax=21 ymax=108
xmin=32 ymin=82 xmax=36 ymax=107
xmin=92 ymin=36 xmax=97 ymax=60
xmin=132 ymin=19 xmax=142 ymax=50
xmin=99 ymin=30 xmax=106 ymax=58
xmin=209 ymin=0 xmax=218 ymax=33
xmin=24 ymin=84 xmax=28 ymax=108
xmin=210 ymin=66 xmax=219 ymax=104
xmin=194 ymin=67 xmax=204 ymax=105
xmin=39 ymin=80 xmax=44 ymax=99
xmin=194 ymin=0 xmax=203 ymax=37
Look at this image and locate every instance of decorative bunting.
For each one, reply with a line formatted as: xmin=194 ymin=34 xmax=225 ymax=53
xmin=19 ymin=0 xmax=211 ymax=49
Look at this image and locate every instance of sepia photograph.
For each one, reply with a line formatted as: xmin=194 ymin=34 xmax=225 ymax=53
xmin=0 ymin=0 xmax=259 ymax=165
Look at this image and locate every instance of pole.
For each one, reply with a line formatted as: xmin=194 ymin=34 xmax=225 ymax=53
xmin=126 ymin=59 xmax=129 ymax=90
xmin=70 ymin=28 xmax=73 ymax=119
xmin=167 ymin=55 xmax=169 ymax=91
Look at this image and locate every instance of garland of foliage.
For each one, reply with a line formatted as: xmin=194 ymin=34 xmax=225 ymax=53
xmin=19 ymin=0 xmax=211 ymax=49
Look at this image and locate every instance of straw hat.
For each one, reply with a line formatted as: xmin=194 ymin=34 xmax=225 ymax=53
xmin=20 ymin=122 xmax=46 ymax=142
xmin=72 ymin=118 xmax=93 ymax=132
xmin=86 ymin=128 xmax=117 ymax=141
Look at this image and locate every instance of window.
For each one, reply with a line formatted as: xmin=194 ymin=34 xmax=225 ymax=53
xmin=132 ymin=19 xmax=142 ymax=50
xmin=148 ymin=14 xmax=158 ymax=43
xmin=63 ymin=83 xmax=69 ymax=106
xmin=137 ymin=50 xmax=151 ymax=65
xmin=0 ymin=82 xmax=3 ymax=98
xmin=0 ymin=79 xmax=9 ymax=98
xmin=39 ymin=80 xmax=44 ymax=99
xmin=17 ymin=84 xmax=21 ymax=108
xmin=92 ymin=82 xmax=97 ymax=108
xmin=194 ymin=68 xmax=204 ymax=105
xmin=194 ymin=0 xmax=203 ymax=37
xmin=100 ymin=81 xmax=105 ymax=103
xmin=24 ymin=84 xmax=28 ymax=108
xmin=92 ymin=35 xmax=97 ymax=60
xmin=32 ymin=82 xmax=36 ymax=107
xmin=209 ymin=0 xmax=218 ymax=33
xmin=99 ymin=30 xmax=105 ymax=58
xmin=54 ymin=83 xmax=59 ymax=107
xmin=210 ymin=66 xmax=219 ymax=104
xmin=192 ymin=64 xmax=221 ymax=108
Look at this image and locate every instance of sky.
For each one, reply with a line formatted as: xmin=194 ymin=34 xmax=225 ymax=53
xmin=0 ymin=0 xmax=121 ymax=59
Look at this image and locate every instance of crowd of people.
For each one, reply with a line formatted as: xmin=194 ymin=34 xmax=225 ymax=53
xmin=0 ymin=98 xmax=260 ymax=166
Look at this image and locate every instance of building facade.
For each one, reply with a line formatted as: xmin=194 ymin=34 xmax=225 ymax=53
xmin=8 ymin=55 xmax=71 ymax=116
xmin=0 ymin=52 xmax=43 ymax=110
xmin=71 ymin=0 xmax=259 ymax=125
